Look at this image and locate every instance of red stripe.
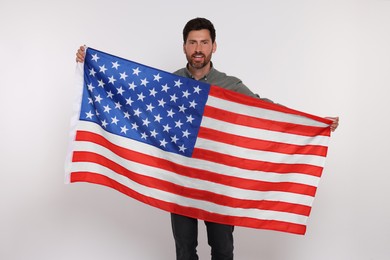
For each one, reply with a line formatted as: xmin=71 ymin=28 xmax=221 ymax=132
xmin=75 ymin=130 xmax=318 ymax=195
xmin=209 ymin=85 xmax=333 ymax=126
xmin=71 ymin=171 xmax=307 ymax=235
xmin=198 ymin=127 xmax=328 ymax=156
xmin=192 ymin=148 xmax=324 ymax=177
xmin=203 ymin=105 xmax=330 ymax=137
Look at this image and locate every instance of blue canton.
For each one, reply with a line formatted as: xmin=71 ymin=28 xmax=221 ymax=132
xmin=79 ymin=48 xmax=210 ymax=157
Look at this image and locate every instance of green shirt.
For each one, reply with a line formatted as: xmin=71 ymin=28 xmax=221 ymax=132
xmin=174 ymin=64 xmax=273 ymax=102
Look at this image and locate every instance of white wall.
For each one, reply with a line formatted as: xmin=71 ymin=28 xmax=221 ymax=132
xmin=1 ymin=0 xmax=389 ymax=259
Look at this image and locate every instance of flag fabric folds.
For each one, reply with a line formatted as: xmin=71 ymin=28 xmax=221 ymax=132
xmin=65 ymin=47 xmax=332 ymax=235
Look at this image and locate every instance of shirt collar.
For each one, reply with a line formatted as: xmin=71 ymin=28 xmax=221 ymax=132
xmin=184 ymin=62 xmax=214 ymax=81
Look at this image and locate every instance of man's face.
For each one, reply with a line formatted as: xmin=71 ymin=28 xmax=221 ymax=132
xmin=183 ymin=29 xmax=216 ymax=70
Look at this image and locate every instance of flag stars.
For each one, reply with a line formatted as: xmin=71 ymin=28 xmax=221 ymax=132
xmin=98 ymin=79 xmax=105 ymax=88
xmin=124 ymin=111 xmax=131 ymax=119
xmin=126 ymin=97 xmax=134 ymax=106
xmin=94 ymin=94 xmax=103 ymax=103
xmin=116 ymin=86 xmax=125 ymax=95
xmin=114 ymin=101 xmax=122 ymax=110
xmin=99 ymin=64 xmax=107 ymax=74
xmin=120 ymin=125 xmax=129 ymax=134
xmin=106 ymin=91 xmax=114 ymax=98
xmin=103 ymin=104 xmax=112 ymax=113
xmin=128 ymin=81 xmax=137 ymax=90
xmin=182 ymin=90 xmax=191 ymax=98
xmin=140 ymin=78 xmax=149 ymax=87
xmin=101 ymin=120 xmax=108 ymax=128
xmin=150 ymin=129 xmax=158 ymax=138
xmin=133 ymin=67 xmax=141 ymax=75
xmin=108 ymin=75 xmax=117 ymax=84
xmin=142 ymin=118 xmax=151 ymax=127
xmin=120 ymin=71 xmax=128 ymax=80
xmin=174 ymin=79 xmax=183 ymax=88
xmin=186 ymin=115 xmax=195 ymax=123
xmin=137 ymin=92 xmax=146 ymax=101
xmin=153 ymin=73 xmax=162 ymax=82
xmin=141 ymin=132 xmax=148 ymax=140
xmin=91 ymin=53 xmax=100 ymax=62
xmin=111 ymin=61 xmax=120 ymax=69
xmin=154 ymin=114 xmax=163 ymax=123
xmin=161 ymin=84 xmax=170 ymax=92
xmin=167 ymin=109 xmax=175 ymax=118
xmin=163 ymin=124 xmax=171 ymax=132
xmin=179 ymin=144 xmax=187 ymax=153
xmin=133 ymin=108 xmax=142 ymax=117
xmin=131 ymin=122 xmax=139 ymax=130
xmin=87 ymin=83 xmax=95 ymax=92
xmin=175 ymin=120 xmax=183 ymax=128
xmin=189 ymin=100 xmax=197 ymax=108
xmin=158 ymin=98 xmax=166 ymax=107
xmin=89 ymin=68 xmax=96 ymax=77
xmin=193 ymin=85 xmax=201 ymax=94
xmin=146 ymin=103 xmax=155 ymax=112
xmin=178 ymin=105 xmax=187 ymax=113
xmin=182 ymin=129 xmax=190 ymax=138
xmin=111 ymin=116 xmax=119 ymax=125
xmin=159 ymin=139 xmax=168 ymax=147
xmin=149 ymin=88 xmax=157 ymax=97
xmin=85 ymin=110 xmax=94 ymax=119
xmin=170 ymin=94 xmax=178 ymax=103
xmin=171 ymin=135 xmax=179 ymax=143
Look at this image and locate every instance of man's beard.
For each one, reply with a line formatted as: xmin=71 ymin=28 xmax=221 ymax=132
xmin=186 ymin=51 xmax=212 ymax=69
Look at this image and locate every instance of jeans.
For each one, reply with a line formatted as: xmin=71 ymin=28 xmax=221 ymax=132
xmin=171 ymin=213 xmax=234 ymax=260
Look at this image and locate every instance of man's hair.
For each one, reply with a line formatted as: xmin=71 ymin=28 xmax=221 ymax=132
xmin=183 ymin=17 xmax=216 ymax=43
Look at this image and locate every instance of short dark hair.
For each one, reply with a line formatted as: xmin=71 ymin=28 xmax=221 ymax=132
xmin=183 ymin=17 xmax=216 ymax=43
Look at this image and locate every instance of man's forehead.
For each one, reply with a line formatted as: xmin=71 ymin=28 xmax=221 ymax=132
xmin=187 ymin=29 xmax=212 ymax=40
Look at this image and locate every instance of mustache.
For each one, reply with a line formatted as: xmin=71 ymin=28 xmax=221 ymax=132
xmin=192 ymin=51 xmax=205 ymax=57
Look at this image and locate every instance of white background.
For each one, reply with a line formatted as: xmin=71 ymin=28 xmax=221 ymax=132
xmin=1 ymin=0 xmax=390 ymax=259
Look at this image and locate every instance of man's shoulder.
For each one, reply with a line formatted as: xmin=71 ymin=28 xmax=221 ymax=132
xmin=173 ymin=68 xmax=187 ymax=76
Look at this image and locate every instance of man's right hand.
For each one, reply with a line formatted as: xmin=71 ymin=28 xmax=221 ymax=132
xmin=76 ymin=45 xmax=86 ymax=63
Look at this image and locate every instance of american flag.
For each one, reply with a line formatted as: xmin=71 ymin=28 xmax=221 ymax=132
xmin=65 ymin=47 xmax=332 ymax=235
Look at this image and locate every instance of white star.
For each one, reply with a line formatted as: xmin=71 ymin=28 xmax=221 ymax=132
xmin=132 ymin=67 xmax=141 ymax=75
xmin=116 ymin=86 xmax=125 ymax=95
xmin=170 ymin=94 xmax=178 ymax=103
xmin=167 ymin=109 xmax=175 ymax=118
xmin=163 ymin=124 xmax=171 ymax=132
xmin=126 ymin=97 xmax=134 ymax=106
xmin=171 ymin=135 xmax=179 ymax=143
xmin=99 ymin=64 xmax=107 ymax=74
xmin=174 ymin=79 xmax=183 ymax=88
xmin=111 ymin=116 xmax=119 ymax=125
xmin=161 ymin=84 xmax=170 ymax=92
xmin=154 ymin=114 xmax=163 ymax=123
xmin=124 ymin=111 xmax=131 ymax=119
xmin=87 ymin=83 xmax=95 ymax=92
xmin=142 ymin=118 xmax=151 ymax=127
xmin=114 ymin=101 xmax=122 ymax=109
xmin=108 ymin=75 xmax=116 ymax=84
xmin=101 ymin=120 xmax=108 ymax=128
xmin=189 ymin=100 xmax=197 ymax=108
xmin=182 ymin=90 xmax=191 ymax=98
xmin=186 ymin=115 xmax=195 ymax=123
xmin=182 ymin=129 xmax=190 ymax=138
xmin=178 ymin=105 xmax=187 ymax=113
xmin=137 ymin=92 xmax=146 ymax=101
xmin=175 ymin=120 xmax=183 ymax=128
xmin=140 ymin=78 xmax=149 ymax=87
xmin=89 ymin=68 xmax=96 ymax=77
xmin=88 ymin=97 xmax=93 ymax=104
xmin=141 ymin=132 xmax=148 ymax=140
xmin=106 ymin=91 xmax=114 ymax=98
xmin=120 ymin=125 xmax=129 ymax=134
xmin=98 ymin=79 xmax=105 ymax=88
xmin=94 ymin=95 xmax=103 ymax=103
xmin=120 ymin=71 xmax=128 ymax=80
xmin=91 ymin=53 xmax=99 ymax=62
xmin=149 ymin=88 xmax=157 ymax=97
xmin=112 ymin=61 xmax=120 ymax=69
xmin=131 ymin=122 xmax=139 ymax=130
xmin=85 ymin=110 xmax=94 ymax=119
xmin=193 ymin=85 xmax=201 ymax=94
xmin=159 ymin=139 xmax=168 ymax=147
xmin=128 ymin=81 xmax=137 ymax=90
xmin=158 ymin=98 xmax=166 ymax=107
xmin=150 ymin=129 xmax=158 ymax=138
xmin=133 ymin=108 xmax=142 ymax=117
xmin=153 ymin=73 xmax=162 ymax=82
xmin=179 ymin=144 xmax=187 ymax=153
xmin=146 ymin=103 xmax=155 ymax=112
xmin=103 ymin=104 xmax=112 ymax=113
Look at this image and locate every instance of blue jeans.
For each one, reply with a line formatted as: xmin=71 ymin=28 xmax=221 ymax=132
xmin=171 ymin=213 xmax=234 ymax=260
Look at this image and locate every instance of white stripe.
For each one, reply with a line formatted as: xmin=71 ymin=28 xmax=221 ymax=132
xmin=195 ymin=138 xmax=326 ymax=167
xmin=71 ymin=161 xmax=308 ymax=225
xmin=207 ymin=95 xmax=328 ymax=128
xmin=76 ymin=121 xmax=321 ymax=186
xmin=200 ymin=116 xmax=330 ymax=147
xmin=73 ymin=141 xmax=315 ymax=206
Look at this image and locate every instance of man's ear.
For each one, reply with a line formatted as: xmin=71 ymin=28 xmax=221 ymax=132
xmin=213 ymin=41 xmax=217 ymax=53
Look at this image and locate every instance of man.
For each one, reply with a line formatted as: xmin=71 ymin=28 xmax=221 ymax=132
xmin=76 ymin=17 xmax=339 ymax=260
